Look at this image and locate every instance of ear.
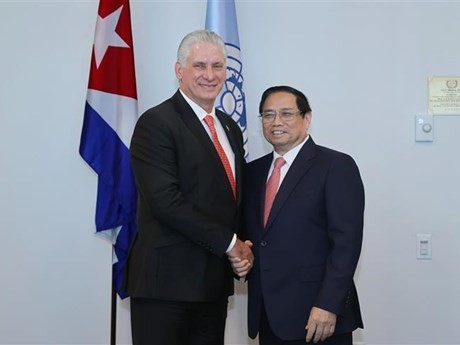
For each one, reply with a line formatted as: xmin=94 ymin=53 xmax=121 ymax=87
xmin=304 ymin=111 xmax=313 ymax=127
xmin=175 ymin=62 xmax=182 ymax=80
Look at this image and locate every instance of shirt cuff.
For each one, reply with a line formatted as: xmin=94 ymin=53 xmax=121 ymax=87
xmin=225 ymin=234 xmax=237 ymax=253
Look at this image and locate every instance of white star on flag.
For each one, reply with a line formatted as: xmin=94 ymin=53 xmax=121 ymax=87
xmin=93 ymin=5 xmax=129 ymax=68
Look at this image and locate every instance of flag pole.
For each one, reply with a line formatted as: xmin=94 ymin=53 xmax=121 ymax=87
xmin=110 ymin=282 xmax=117 ymax=345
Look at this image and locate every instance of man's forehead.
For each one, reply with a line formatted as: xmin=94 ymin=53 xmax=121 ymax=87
xmin=188 ymin=44 xmax=225 ymax=58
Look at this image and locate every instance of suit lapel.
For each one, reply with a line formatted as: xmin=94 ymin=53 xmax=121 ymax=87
xmin=255 ymin=154 xmax=273 ymax=228
xmin=172 ymin=91 xmax=217 ymax=158
xmin=264 ymin=138 xmax=317 ymax=230
xmin=172 ymin=91 xmax=239 ymax=202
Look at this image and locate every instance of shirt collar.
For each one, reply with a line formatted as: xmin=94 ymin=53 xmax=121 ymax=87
xmin=179 ymin=89 xmax=215 ymax=121
xmin=273 ymin=135 xmax=310 ymax=167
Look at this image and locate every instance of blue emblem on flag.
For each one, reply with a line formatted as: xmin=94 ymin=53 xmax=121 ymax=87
xmin=218 ymin=44 xmax=247 ymax=133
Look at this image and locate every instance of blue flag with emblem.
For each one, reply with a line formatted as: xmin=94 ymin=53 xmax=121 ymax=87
xmin=205 ymin=0 xmax=248 ymax=157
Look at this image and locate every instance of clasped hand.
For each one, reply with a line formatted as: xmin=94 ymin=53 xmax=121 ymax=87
xmin=226 ymin=239 xmax=254 ymax=278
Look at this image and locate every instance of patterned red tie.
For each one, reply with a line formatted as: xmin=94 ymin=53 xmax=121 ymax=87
xmin=203 ymin=115 xmax=236 ymax=199
xmin=263 ymin=157 xmax=286 ymax=226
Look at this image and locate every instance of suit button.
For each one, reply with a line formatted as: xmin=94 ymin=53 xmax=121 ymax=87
xmin=260 ymin=241 xmax=267 ymax=247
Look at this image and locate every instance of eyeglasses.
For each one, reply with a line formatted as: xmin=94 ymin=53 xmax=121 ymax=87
xmin=258 ymin=110 xmax=303 ymax=123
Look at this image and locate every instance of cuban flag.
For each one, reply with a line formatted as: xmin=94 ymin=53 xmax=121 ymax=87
xmin=79 ymin=0 xmax=137 ymax=299
xmin=205 ymin=0 xmax=248 ymax=157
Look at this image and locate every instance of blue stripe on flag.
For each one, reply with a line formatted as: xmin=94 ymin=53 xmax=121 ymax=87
xmin=80 ymin=102 xmax=136 ymax=298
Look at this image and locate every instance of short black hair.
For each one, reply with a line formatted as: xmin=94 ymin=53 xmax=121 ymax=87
xmin=259 ymin=85 xmax=312 ymax=117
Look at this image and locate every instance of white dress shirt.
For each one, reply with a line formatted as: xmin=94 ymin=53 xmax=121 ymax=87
xmin=267 ymin=135 xmax=310 ymax=191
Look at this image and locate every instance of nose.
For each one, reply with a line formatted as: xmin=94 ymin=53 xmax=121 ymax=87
xmin=272 ymin=113 xmax=283 ymax=125
xmin=203 ymin=66 xmax=214 ymax=80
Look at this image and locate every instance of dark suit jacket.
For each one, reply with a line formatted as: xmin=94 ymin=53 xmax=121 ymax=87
xmin=246 ymin=137 xmax=364 ymax=340
xmin=123 ymin=90 xmax=245 ymax=302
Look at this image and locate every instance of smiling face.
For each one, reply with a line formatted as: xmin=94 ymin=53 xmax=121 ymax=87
xmin=261 ymin=91 xmax=311 ymax=155
xmin=175 ymin=42 xmax=226 ymax=113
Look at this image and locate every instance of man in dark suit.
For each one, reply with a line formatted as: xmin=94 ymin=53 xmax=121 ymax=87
xmin=123 ymin=30 xmax=253 ymax=345
xmin=245 ymin=86 xmax=364 ymax=344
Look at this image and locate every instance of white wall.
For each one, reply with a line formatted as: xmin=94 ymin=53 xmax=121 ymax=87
xmin=1 ymin=1 xmax=459 ymax=344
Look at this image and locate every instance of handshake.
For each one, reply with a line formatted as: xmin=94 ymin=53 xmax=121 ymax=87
xmin=226 ymin=238 xmax=254 ymax=278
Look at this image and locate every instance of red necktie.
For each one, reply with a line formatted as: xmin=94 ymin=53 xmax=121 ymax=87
xmin=203 ymin=115 xmax=236 ymax=199
xmin=263 ymin=157 xmax=286 ymax=226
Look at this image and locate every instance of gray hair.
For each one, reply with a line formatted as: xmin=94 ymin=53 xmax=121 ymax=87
xmin=177 ymin=30 xmax=227 ymax=66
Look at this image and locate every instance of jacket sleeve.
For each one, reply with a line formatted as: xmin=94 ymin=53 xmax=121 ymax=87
xmin=314 ymin=154 xmax=365 ymax=315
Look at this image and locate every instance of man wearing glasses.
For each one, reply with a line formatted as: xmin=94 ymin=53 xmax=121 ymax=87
xmin=244 ymin=86 xmax=365 ymax=344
